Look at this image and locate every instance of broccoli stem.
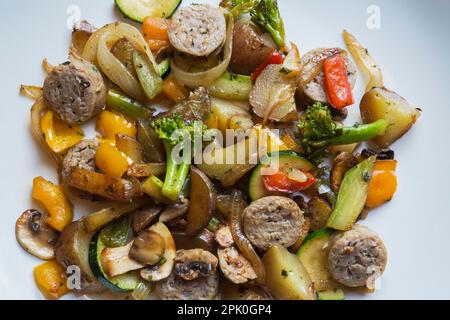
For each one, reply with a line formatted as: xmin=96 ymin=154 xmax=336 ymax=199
xmin=161 ymin=140 xmax=191 ymax=201
xmin=264 ymin=24 xmax=285 ymax=49
xmin=330 ymin=119 xmax=389 ymax=146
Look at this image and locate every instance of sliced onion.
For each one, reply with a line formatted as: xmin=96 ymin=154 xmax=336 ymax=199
xmin=285 ymin=167 xmax=308 ymax=183
xmin=97 ymin=30 xmax=146 ymax=101
xmin=300 ymin=47 xmax=343 ymax=86
xmin=250 ymin=64 xmax=297 ymax=123
xmin=30 ymin=98 xmax=62 ymax=164
xmin=343 ymin=29 xmax=383 ymax=92
xmin=229 ymin=190 xmax=266 ymax=285
xmin=42 ymin=58 xmax=54 ymax=74
xmin=20 ymin=85 xmax=43 ymax=100
xmin=171 ymin=11 xmax=234 ymax=88
xmin=83 ymin=22 xmax=160 ymax=101
xmin=263 ymin=81 xmax=295 ymax=124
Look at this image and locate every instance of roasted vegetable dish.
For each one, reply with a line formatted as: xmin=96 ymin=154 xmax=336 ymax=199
xmin=17 ymin=0 xmax=421 ymax=300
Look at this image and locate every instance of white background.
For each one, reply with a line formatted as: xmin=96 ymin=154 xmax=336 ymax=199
xmin=0 ymin=0 xmax=449 ymax=299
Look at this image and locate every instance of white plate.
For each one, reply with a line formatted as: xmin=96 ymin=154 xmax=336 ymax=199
xmin=1 ymin=0 xmax=449 ymax=300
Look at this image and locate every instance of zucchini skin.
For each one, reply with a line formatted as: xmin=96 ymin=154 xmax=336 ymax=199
xmin=326 ymin=156 xmax=376 ymax=231
xmin=158 ymin=58 xmax=171 ymax=79
xmin=89 ymin=231 xmax=141 ymax=293
xmin=249 ymin=151 xmax=314 ymax=201
xmin=115 ymin=0 xmax=182 ymax=22
xmin=208 ymin=72 xmax=253 ymax=100
xmin=88 ymin=232 xmax=130 ymax=293
xmin=297 ymin=228 xmax=333 ymax=255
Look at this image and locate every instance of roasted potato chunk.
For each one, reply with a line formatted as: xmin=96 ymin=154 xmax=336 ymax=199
xmin=360 ymin=87 xmax=421 ymax=147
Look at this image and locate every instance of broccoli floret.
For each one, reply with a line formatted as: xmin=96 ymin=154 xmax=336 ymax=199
xmin=251 ymin=0 xmax=286 ymax=50
xmin=298 ymin=102 xmax=389 ymax=156
xmin=220 ymin=0 xmax=257 ymax=17
xmin=298 ymin=102 xmax=337 ymax=152
xmin=151 ymin=115 xmax=203 ymax=201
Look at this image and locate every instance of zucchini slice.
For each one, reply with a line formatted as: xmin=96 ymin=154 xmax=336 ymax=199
xmin=157 ymin=58 xmax=170 ymax=79
xmin=133 ymin=51 xmax=163 ymax=100
xmin=208 ymin=71 xmax=253 ymax=101
xmin=89 ymin=231 xmax=141 ymax=293
xmin=297 ymin=229 xmax=340 ymax=292
xmin=317 ymin=289 xmax=345 ymax=300
xmin=327 ymin=156 xmax=376 ymax=231
xmin=115 ymin=0 xmax=182 ymax=22
xmin=249 ymin=151 xmax=314 ymax=201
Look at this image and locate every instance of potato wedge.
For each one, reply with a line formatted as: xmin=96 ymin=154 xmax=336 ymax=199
xmin=185 ymin=167 xmax=217 ymax=235
xmin=127 ymin=163 xmax=166 ymax=178
xmin=55 ymin=220 xmax=103 ymax=293
xmin=262 ymin=245 xmax=316 ymax=300
xmin=208 ymin=97 xmax=253 ymax=134
xmin=67 ymin=168 xmax=142 ymax=202
xmin=360 ymin=87 xmax=421 ymax=147
xmin=198 ymin=134 xmax=257 ymax=181
xmin=84 ymin=197 xmax=149 ymax=232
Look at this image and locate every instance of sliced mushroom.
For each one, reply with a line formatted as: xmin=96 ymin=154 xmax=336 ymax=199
xmin=140 ymin=222 xmax=176 ymax=282
xmin=159 ymin=198 xmax=189 ymax=223
xmin=16 ymin=209 xmax=59 ymax=260
xmin=174 ymin=249 xmax=218 ymax=281
xmin=330 ymin=152 xmax=357 ymax=192
xmin=172 ymin=229 xmax=217 ymax=253
xmin=214 ymin=225 xmax=234 ymax=248
xmin=308 ymin=196 xmax=333 ymax=231
xmin=218 ymin=246 xmax=257 ymax=284
xmin=131 ymin=205 xmax=163 ymax=234
xmin=101 ymin=242 xmax=144 ymax=277
xmin=130 ymin=230 xmax=166 ymax=265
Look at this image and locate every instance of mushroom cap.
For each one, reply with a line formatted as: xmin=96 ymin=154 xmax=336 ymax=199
xmin=130 ymin=230 xmax=166 ymax=265
xmin=140 ymin=222 xmax=176 ymax=282
xmin=174 ymin=248 xmax=218 ymax=281
xmin=16 ymin=209 xmax=59 ymax=260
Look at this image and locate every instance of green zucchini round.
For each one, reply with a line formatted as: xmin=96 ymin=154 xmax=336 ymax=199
xmin=248 ymin=151 xmax=314 ymax=201
xmin=89 ymin=232 xmax=141 ymax=293
xmin=115 ymin=0 xmax=182 ymax=23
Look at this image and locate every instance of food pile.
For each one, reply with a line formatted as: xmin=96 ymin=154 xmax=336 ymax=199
xmin=17 ymin=0 xmax=420 ymax=300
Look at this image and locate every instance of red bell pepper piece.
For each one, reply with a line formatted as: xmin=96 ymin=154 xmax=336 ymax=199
xmin=251 ymin=51 xmax=284 ymax=82
xmin=323 ymin=54 xmax=354 ymax=109
xmin=263 ymin=170 xmax=316 ymax=194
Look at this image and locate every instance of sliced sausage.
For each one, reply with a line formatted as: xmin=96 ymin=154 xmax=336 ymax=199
xmin=297 ymin=48 xmax=357 ymax=106
xmin=243 ymin=196 xmax=305 ymax=251
xmin=156 ymin=272 xmax=219 ymax=300
xmin=61 ymin=139 xmax=99 ymax=182
xmin=229 ymin=19 xmax=276 ymax=75
xmin=237 ymin=286 xmax=273 ymax=300
xmin=174 ymin=249 xmax=218 ymax=281
xmin=168 ymin=4 xmax=226 ymax=57
xmin=214 ymin=225 xmax=234 ymax=248
xmin=43 ymin=51 xmax=106 ymax=125
xmin=218 ymin=246 xmax=257 ymax=284
xmin=328 ymin=224 xmax=388 ymax=288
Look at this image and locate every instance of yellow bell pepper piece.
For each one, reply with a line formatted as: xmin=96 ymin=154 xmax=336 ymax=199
xmin=163 ymin=74 xmax=190 ymax=103
xmin=95 ymin=142 xmax=130 ymax=179
xmin=96 ymin=110 xmax=136 ymax=140
xmin=253 ymin=125 xmax=290 ymax=153
xmin=280 ymin=133 xmax=303 ymax=153
xmin=34 ymin=261 xmax=69 ymax=300
xmin=32 ymin=177 xmax=73 ymax=232
xmin=366 ymin=160 xmax=398 ymax=208
xmin=41 ymin=110 xmax=84 ymax=153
